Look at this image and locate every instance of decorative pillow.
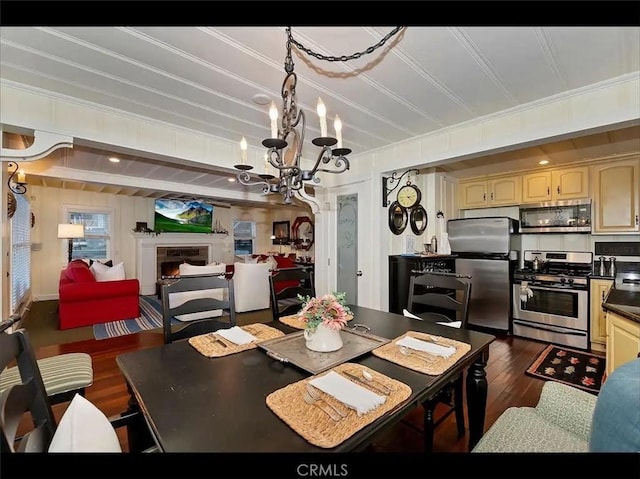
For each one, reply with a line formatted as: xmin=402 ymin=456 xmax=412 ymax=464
xmin=89 ymin=259 xmax=113 ymax=268
xmin=48 ymin=393 xmax=122 ymax=452
xmin=66 ymin=261 xmax=96 ymax=283
xmin=91 ymin=261 xmax=126 ymax=282
xmin=266 ymin=255 xmax=278 ymax=271
xmin=179 ymin=262 xmax=226 ymax=276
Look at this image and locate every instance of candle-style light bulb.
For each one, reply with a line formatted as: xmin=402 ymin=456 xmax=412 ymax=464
xmin=334 ymin=115 xmax=342 ymax=148
xmin=269 ymin=102 xmax=279 ymax=139
xmin=240 ymin=136 xmax=247 ymax=164
xmin=16 ymin=170 xmax=26 ymax=184
xmin=316 ymin=97 xmax=327 ymax=137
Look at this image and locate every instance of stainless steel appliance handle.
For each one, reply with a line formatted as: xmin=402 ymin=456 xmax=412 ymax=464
xmin=522 ymin=284 xmax=585 ymax=293
xmin=411 ymin=269 xmax=472 ymax=279
xmin=512 ymin=319 xmax=587 ymax=336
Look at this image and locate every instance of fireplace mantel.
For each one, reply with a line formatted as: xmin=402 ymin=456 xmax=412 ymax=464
xmin=133 ymin=232 xmax=230 ymax=295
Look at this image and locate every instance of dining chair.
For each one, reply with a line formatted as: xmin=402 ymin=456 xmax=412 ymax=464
xmin=0 ymin=325 xmax=148 ymax=452
xmin=268 ymin=267 xmax=315 ymax=321
xmin=406 ymin=270 xmax=472 ymax=452
xmin=160 ymin=273 xmax=236 ymax=344
xmin=0 ymin=314 xmax=93 ymax=407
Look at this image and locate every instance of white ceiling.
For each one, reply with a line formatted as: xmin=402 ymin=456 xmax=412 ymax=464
xmin=1 ymin=26 xmax=639 ymax=205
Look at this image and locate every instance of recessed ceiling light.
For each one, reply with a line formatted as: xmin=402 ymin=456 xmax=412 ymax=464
xmin=227 ymin=177 xmax=236 ymax=182
xmin=252 ymin=93 xmax=271 ymax=105
xmin=109 ymin=157 xmax=120 ymax=163
xmin=539 ymin=160 xmax=549 ymax=165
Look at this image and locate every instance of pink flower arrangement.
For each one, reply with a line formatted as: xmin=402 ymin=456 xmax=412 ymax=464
xmin=298 ymin=292 xmax=351 ymax=331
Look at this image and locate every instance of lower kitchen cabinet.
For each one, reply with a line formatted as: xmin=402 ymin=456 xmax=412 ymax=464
xmin=589 ymin=279 xmax=613 ymax=352
xmin=605 ymin=311 xmax=640 ymax=376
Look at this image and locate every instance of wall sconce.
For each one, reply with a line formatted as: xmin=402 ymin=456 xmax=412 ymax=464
xmin=7 ymin=161 xmax=27 ymax=195
xmin=58 ymin=223 xmax=85 ymax=263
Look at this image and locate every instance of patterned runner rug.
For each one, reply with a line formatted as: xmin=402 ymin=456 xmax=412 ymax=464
xmin=93 ymin=295 xmax=178 ymax=340
xmin=526 ymin=344 xmax=606 ymax=394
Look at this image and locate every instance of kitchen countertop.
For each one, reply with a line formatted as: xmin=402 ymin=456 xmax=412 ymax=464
xmin=590 ymin=261 xmax=640 ymax=280
xmin=603 ymin=288 xmax=640 ymax=324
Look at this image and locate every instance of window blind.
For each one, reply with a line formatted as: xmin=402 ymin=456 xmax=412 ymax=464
xmin=11 ymin=194 xmax=31 ymax=313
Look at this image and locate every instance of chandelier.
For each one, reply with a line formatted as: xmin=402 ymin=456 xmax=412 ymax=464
xmin=235 ymin=27 xmax=403 ymax=205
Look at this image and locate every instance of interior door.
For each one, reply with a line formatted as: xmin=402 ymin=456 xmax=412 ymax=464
xmin=337 ymin=193 xmax=358 ymax=304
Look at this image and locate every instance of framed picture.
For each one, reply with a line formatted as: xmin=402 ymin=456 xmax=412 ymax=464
xmin=272 ymin=221 xmax=290 ymax=244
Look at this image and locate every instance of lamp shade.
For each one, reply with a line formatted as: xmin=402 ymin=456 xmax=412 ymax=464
xmin=58 ymin=223 xmax=85 ymax=239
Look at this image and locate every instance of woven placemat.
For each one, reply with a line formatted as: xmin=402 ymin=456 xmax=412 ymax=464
xmin=372 ymin=331 xmax=471 ymax=375
xmin=279 ymin=313 xmax=354 ymax=330
xmin=188 ymin=323 xmax=285 ymax=358
xmin=266 ymin=362 xmax=411 ymax=449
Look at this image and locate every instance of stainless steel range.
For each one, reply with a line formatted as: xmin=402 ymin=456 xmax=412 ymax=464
xmin=512 ymin=250 xmax=593 ymax=350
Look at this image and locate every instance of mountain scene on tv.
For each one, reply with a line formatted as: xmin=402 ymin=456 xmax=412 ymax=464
xmin=154 ymin=199 xmax=213 ymax=233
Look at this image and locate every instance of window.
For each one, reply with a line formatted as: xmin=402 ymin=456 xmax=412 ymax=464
xmin=233 ymin=220 xmax=256 ymax=255
xmin=67 ymin=209 xmax=112 ymax=261
xmin=11 ymin=194 xmax=31 ymax=313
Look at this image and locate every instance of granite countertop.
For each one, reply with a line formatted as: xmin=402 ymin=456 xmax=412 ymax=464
xmin=590 ymin=261 xmax=640 ymax=280
xmin=603 ymin=288 xmax=640 ymax=324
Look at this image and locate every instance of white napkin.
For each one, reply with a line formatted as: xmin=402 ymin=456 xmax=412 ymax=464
xmin=436 ymin=321 xmax=462 ymax=328
xmin=216 ymin=326 xmax=258 ymax=345
xmin=403 ymin=309 xmax=422 ymax=320
xmin=309 ymin=371 xmax=386 ymax=416
xmin=396 ymin=336 xmax=456 ymax=358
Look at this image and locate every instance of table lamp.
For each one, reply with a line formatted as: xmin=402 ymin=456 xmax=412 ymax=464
xmin=58 ymin=223 xmax=85 ymax=263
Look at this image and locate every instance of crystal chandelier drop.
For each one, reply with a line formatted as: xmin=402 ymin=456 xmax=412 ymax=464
xmin=235 ymin=26 xmax=403 ymax=205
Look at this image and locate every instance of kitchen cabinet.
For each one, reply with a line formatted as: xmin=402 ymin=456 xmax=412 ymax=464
xmin=605 ymin=310 xmax=640 ymax=376
xmin=521 ymin=166 xmax=589 ymax=203
xmin=591 ymin=157 xmax=640 ymax=234
xmin=458 ymin=175 xmax=521 ymax=209
xmin=589 ymin=279 xmax=613 ymax=352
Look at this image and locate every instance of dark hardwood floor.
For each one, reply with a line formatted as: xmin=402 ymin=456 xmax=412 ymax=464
xmin=26 ymin=322 xmax=550 ymax=453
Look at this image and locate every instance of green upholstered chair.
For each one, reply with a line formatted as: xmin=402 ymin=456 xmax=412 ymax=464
xmin=472 ymin=358 xmax=640 ymax=453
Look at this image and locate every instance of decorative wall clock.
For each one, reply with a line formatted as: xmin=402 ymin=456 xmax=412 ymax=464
xmin=396 ymin=183 xmax=421 ymax=209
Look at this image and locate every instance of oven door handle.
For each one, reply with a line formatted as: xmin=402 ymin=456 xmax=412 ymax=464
xmin=522 ymin=284 xmax=585 ymax=293
xmin=512 ymin=319 xmax=587 ymax=336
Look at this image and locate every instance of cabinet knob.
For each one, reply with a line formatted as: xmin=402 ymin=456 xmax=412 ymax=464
xmin=483 ymin=193 xmax=486 ymax=201
xmin=636 ymin=215 xmax=639 ymax=226
xmin=491 ymin=192 xmax=494 ymax=200
xmin=356 ymin=270 xmax=363 ymax=277
xmin=557 ymin=186 xmax=560 ymax=194
xmin=547 ymin=187 xmax=550 ymax=195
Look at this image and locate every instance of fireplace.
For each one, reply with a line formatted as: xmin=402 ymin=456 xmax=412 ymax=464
xmin=157 ymin=246 xmax=209 ymax=279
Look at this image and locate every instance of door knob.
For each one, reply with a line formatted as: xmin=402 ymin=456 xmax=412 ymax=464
xmin=356 ymin=270 xmax=363 ymax=277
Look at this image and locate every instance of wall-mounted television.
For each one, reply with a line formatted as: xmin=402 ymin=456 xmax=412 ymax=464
xmin=154 ymin=199 xmax=213 ymax=233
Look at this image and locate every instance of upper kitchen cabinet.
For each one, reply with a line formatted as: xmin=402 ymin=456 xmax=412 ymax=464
xmin=522 ymin=167 xmax=590 ymax=203
xmin=591 ymin=157 xmax=640 ymax=234
xmin=458 ymin=175 xmax=521 ymax=209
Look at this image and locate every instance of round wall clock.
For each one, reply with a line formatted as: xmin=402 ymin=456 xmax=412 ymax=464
xmin=410 ymin=205 xmax=428 ymax=235
xmin=388 ymin=201 xmax=408 ymax=235
xmin=396 ymin=183 xmax=421 ymax=209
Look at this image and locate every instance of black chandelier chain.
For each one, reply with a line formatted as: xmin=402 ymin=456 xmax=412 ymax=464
xmin=287 ymin=27 xmax=404 ymax=63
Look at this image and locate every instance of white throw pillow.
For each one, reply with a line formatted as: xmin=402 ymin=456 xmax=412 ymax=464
xmin=179 ymin=262 xmax=225 ymax=276
xmin=48 ymin=393 xmax=122 ymax=452
xmin=266 ymin=255 xmax=278 ymax=271
xmin=91 ymin=261 xmax=126 ymax=282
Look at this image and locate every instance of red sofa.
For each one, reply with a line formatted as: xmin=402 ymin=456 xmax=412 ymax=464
xmin=58 ymin=260 xmax=141 ymax=329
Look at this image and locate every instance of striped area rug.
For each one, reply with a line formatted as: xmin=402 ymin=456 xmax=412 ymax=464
xmin=93 ymin=295 xmax=178 ymax=340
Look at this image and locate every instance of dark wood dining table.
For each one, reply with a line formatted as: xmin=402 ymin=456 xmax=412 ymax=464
xmin=116 ymin=305 xmax=495 ymax=453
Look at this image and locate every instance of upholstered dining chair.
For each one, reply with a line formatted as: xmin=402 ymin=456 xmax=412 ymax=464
xmin=406 ymin=271 xmax=472 ymax=452
xmin=268 ymin=267 xmax=315 ymax=322
xmin=0 ymin=326 xmax=149 ymax=452
xmin=161 ymin=273 xmax=236 ymax=344
xmin=0 ymin=315 xmax=93 ymax=407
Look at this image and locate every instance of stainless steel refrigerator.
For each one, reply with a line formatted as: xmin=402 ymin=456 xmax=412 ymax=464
xmin=447 ymin=217 xmax=520 ymax=332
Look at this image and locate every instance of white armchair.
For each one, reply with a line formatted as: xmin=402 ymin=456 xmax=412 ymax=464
xmin=233 ymin=262 xmax=272 ymax=313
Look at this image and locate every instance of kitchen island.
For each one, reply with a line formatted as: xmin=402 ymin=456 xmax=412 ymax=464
xmin=602 ymin=287 xmax=640 ymax=375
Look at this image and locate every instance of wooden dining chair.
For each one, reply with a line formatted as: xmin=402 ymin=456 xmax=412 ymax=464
xmin=0 ymin=326 xmax=146 ymax=452
xmin=160 ymin=273 xmax=236 ymax=344
xmin=406 ymin=270 xmax=472 ymax=453
xmin=0 ymin=314 xmax=93 ymax=407
xmin=268 ymin=267 xmax=315 ymax=321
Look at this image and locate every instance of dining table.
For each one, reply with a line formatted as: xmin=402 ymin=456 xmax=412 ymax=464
xmin=116 ymin=305 xmax=495 ymax=453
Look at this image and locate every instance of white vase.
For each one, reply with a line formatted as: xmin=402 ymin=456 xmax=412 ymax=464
xmin=303 ymin=322 xmax=343 ymax=352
